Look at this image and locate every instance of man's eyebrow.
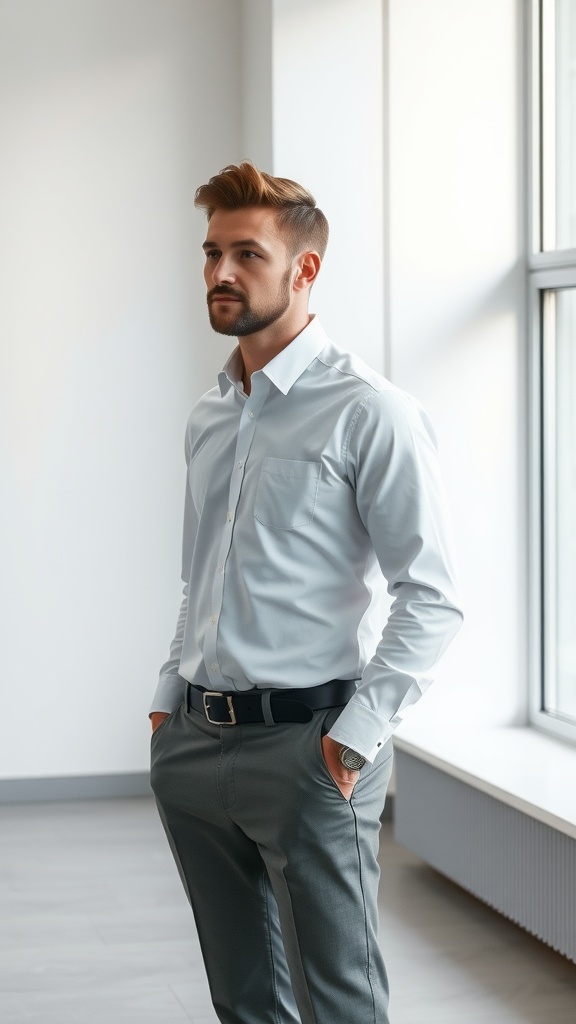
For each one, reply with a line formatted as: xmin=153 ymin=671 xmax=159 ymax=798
xmin=202 ymin=238 xmax=268 ymax=252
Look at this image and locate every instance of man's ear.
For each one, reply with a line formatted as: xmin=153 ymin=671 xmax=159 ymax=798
xmin=292 ymin=251 xmax=321 ymax=292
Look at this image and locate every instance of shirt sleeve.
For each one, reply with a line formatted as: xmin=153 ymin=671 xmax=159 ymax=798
xmin=327 ymin=388 xmax=463 ymax=762
xmin=149 ymin=417 xmax=198 ymax=715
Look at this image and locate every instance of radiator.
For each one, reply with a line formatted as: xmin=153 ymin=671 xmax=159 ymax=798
xmin=393 ymin=748 xmax=576 ymax=963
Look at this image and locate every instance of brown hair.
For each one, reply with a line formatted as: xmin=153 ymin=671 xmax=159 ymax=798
xmin=194 ymin=162 xmax=329 ymax=259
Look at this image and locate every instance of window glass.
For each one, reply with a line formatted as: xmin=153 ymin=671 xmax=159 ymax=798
xmin=556 ymin=0 xmax=576 ymax=248
xmin=543 ymin=288 xmax=576 ymax=722
xmin=543 ymin=0 xmax=576 ymax=249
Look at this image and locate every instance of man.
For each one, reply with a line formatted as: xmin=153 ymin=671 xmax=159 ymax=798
xmin=150 ymin=162 xmax=462 ymax=1024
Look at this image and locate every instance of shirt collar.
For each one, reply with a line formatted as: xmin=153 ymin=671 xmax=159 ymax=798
xmin=218 ymin=317 xmax=329 ymax=397
xmin=218 ymin=348 xmax=245 ymax=396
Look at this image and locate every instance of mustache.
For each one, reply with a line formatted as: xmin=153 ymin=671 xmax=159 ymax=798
xmin=208 ymin=286 xmax=245 ymax=302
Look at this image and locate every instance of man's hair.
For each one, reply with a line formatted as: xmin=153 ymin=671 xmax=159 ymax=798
xmin=194 ymin=162 xmax=329 ymax=259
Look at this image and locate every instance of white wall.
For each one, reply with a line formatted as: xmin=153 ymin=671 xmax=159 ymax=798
xmin=271 ymin=0 xmax=385 ymax=371
xmin=0 ymin=0 xmax=243 ymax=778
xmin=241 ymin=0 xmax=273 ymax=170
xmin=388 ymin=0 xmax=528 ymax=734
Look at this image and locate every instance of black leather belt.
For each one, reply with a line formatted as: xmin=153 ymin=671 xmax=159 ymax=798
xmin=187 ymin=678 xmax=357 ymax=726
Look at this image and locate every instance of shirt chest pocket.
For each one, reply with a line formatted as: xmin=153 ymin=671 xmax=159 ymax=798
xmin=254 ymin=457 xmax=321 ymax=530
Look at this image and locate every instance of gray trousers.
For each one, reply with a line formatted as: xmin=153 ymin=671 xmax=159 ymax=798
xmin=150 ymin=697 xmax=393 ymax=1024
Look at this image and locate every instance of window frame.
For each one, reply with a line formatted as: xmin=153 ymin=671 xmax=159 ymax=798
xmin=528 ymin=0 xmax=576 ymax=743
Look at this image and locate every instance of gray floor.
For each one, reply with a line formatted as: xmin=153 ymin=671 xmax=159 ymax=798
xmin=0 ymin=797 xmax=574 ymax=1023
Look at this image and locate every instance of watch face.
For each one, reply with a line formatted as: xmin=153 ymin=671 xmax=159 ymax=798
xmin=340 ymin=747 xmax=366 ymax=771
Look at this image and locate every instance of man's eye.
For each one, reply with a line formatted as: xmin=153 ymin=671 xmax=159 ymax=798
xmin=241 ymin=250 xmax=259 ymax=259
xmin=205 ymin=250 xmax=220 ymax=260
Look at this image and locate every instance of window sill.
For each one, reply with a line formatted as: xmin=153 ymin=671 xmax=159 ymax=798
xmin=393 ymin=722 xmax=576 ymax=840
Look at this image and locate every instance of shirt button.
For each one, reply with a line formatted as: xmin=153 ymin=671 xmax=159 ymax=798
xmin=227 ymin=511 xmax=233 ymax=522
xmin=248 ymin=411 xmax=255 ymax=419
xmin=210 ymin=663 xmax=218 ymax=671
xmin=237 ymin=461 xmax=243 ymax=469
xmin=217 ymin=564 xmax=224 ymax=574
xmin=210 ymin=614 xmax=217 ymax=625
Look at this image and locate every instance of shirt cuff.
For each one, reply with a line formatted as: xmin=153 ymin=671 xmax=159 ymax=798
xmin=149 ymin=674 xmax=187 ymax=716
xmin=327 ymin=698 xmax=393 ymax=763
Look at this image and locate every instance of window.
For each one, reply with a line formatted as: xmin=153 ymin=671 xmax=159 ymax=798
xmin=541 ymin=0 xmax=576 ymax=250
xmin=530 ymin=0 xmax=576 ymax=741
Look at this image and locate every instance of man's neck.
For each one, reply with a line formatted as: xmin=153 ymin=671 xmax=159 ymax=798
xmin=238 ymin=313 xmax=312 ymax=395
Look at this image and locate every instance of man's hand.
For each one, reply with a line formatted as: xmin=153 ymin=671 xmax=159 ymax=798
xmin=150 ymin=712 xmax=170 ymax=733
xmin=320 ymin=734 xmax=359 ymax=801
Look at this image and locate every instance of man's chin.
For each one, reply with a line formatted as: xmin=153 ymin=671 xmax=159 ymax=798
xmin=208 ymin=314 xmax=241 ymax=336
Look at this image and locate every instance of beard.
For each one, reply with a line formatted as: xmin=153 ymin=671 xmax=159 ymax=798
xmin=207 ymin=268 xmax=291 ymax=337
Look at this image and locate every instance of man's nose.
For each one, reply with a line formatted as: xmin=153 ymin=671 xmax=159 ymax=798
xmin=212 ymin=256 xmax=235 ymax=285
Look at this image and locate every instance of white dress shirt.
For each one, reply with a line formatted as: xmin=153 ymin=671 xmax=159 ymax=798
xmin=151 ymin=317 xmax=462 ymax=762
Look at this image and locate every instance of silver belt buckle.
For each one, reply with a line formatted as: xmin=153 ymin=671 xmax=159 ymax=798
xmin=203 ymin=691 xmax=237 ymax=726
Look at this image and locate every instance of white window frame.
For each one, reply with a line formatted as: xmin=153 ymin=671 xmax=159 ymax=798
xmin=528 ymin=0 xmax=576 ymax=743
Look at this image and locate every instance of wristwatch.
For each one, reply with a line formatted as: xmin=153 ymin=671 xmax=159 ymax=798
xmin=338 ymin=746 xmax=366 ymax=771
